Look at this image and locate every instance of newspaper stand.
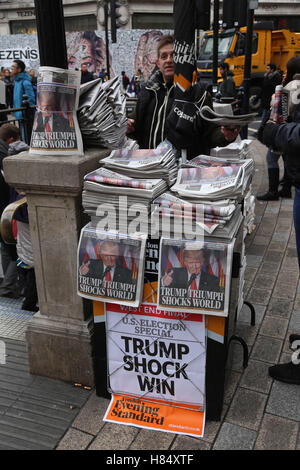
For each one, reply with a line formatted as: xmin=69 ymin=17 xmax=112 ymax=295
xmin=92 ymin=211 xmax=255 ymax=421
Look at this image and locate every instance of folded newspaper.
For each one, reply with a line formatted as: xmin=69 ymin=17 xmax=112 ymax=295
xmin=30 ymin=67 xmax=83 ymax=156
xmin=77 ymin=224 xmax=147 ymax=307
xmin=157 ymin=237 xmax=235 ymax=317
xmin=200 ymin=105 xmax=258 ymax=126
xmin=152 ymin=191 xmax=238 ymax=236
xmin=78 ymin=76 xmax=127 ymax=149
xmin=99 ymin=141 xmax=179 ymax=186
xmin=210 ymin=140 xmax=253 ymax=160
xmin=172 ymin=160 xmax=253 ymax=200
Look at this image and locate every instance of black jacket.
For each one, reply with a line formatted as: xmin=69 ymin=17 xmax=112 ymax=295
xmin=81 ymin=71 xmax=94 ymax=84
xmin=129 ymin=70 xmax=228 ymax=159
xmin=0 ymin=139 xmax=10 ymax=219
xmin=261 ymin=71 xmax=282 ymax=109
xmin=219 ymin=71 xmax=236 ymax=98
xmin=33 ymin=112 xmax=72 ymax=133
xmin=263 ymin=103 xmax=300 ymax=188
xmin=86 ymin=259 xmax=133 ymax=284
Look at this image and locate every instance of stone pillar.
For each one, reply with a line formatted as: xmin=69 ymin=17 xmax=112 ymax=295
xmin=3 ymin=149 xmax=110 ymax=386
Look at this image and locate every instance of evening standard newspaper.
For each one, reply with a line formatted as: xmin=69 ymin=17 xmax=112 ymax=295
xmin=30 ymin=66 xmax=83 ymax=156
xmin=157 ymin=237 xmax=235 ymax=316
xmin=77 ymin=224 xmax=146 ymax=307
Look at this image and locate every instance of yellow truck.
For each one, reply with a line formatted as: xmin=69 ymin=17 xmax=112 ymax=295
xmin=197 ymin=21 xmax=300 ymax=111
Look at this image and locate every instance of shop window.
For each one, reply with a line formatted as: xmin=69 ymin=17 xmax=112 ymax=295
xmin=132 ymin=13 xmax=174 ymax=30
xmin=10 ymin=15 xmax=97 ymax=35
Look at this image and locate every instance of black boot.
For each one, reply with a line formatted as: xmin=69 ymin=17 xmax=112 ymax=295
xmin=269 ymin=361 xmax=300 ymax=384
xmin=278 ymin=188 xmax=292 ymax=198
xmin=279 ymin=154 xmax=292 ymax=198
xmin=256 ymin=168 xmax=279 ymax=201
xmin=278 ymin=181 xmax=292 ymax=198
xmin=290 ymin=334 xmax=300 ymax=349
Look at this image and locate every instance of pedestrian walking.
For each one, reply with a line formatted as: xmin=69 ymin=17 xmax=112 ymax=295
xmin=262 ymin=106 xmax=300 ymax=384
xmin=80 ymin=64 xmax=94 ymax=84
xmin=0 ymin=124 xmax=23 ymax=299
xmin=11 ymin=60 xmax=35 ymax=141
xmin=121 ymin=71 xmax=130 ymax=93
xmin=257 ymin=57 xmax=300 ymax=201
xmin=8 ymin=139 xmax=39 ymax=312
xmin=219 ymin=62 xmax=236 ymax=98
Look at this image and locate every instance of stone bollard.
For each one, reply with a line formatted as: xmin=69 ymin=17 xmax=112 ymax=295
xmin=3 ymin=148 xmax=110 ymax=386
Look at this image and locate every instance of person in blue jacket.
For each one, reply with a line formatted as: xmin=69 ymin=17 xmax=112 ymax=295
xmin=11 ymin=60 xmax=35 ymax=140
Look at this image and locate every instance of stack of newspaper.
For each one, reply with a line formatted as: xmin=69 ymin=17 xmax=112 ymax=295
xmin=98 ymin=142 xmax=179 ymax=186
xmin=173 ymin=155 xmax=254 ymax=201
xmin=210 ymin=139 xmax=253 ymax=160
xmin=77 ymin=76 xmax=127 ymax=149
xmin=243 ymin=185 xmax=256 ymax=234
xmin=152 ymin=191 xmax=239 ymax=237
xmin=82 ymin=167 xmax=168 ymax=232
xmin=150 ymin=155 xmax=254 ymax=239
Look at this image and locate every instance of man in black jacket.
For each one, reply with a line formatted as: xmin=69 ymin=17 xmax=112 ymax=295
xmin=219 ymin=62 xmax=236 ymax=98
xmin=260 ymin=63 xmax=282 ymax=127
xmin=0 ymin=123 xmax=22 ymax=298
xmin=80 ymin=64 xmax=94 ymax=84
xmin=262 ymin=109 xmax=300 ymax=384
xmin=127 ymin=35 xmax=240 ymax=158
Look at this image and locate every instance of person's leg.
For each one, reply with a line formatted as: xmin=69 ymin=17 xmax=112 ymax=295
xmin=256 ymin=149 xmax=280 ymax=201
xmin=278 ymin=154 xmax=292 ymax=198
xmin=0 ymin=242 xmax=19 ymax=297
xmin=268 ymin=187 xmax=300 ymax=384
xmin=293 ymin=187 xmax=300 ymax=267
xmin=21 ymin=267 xmax=38 ymax=312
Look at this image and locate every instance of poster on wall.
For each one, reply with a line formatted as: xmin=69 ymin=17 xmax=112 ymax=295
xmin=0 ymin=29 xmax=171 ymax=83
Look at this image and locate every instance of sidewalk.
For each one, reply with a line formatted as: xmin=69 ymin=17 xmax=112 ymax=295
xmin=1 ymin=139 xmax=300 ymax=450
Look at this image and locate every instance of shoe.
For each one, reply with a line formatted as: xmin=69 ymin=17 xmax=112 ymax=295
xmin=278 ymin=188 xmax=292 ymax=198
xmin=289 ymin=334 xmax=300 ymax=349
xmin=269 ymin=361 xmax=300 ymax=384
xmin=256 ymin=191 xmax=279 ymax=201
xmin=21 ymin=302 xmax=39 ymax=312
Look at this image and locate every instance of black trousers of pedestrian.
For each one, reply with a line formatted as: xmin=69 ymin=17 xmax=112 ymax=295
xmin=17 ymin=266 xmax=38 ymax=309
xmin=0 ymin=241 xmax=19 ymax=296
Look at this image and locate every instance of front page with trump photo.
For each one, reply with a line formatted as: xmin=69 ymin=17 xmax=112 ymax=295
xmin=77 ymin=224 xmax=146 ymax=307
xmin=30 ymin=66 xmax=83 ymax=156
xmin=157 ymin=237 xmax=235 ymax=316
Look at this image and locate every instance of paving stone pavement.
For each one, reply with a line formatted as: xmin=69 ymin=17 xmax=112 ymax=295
xmin=0 ymin=139 xmax=300 ymax=451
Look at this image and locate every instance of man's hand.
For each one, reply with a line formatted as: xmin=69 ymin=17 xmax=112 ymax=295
xmin=126 ymin=118 xmax=135 ymax=135
xmin=221 ymin=126 xmax=241 ymax=142
xmin=80 ymin=260 xmax=90 ymax=275
xmin=162 ymin=270 xmax=173 ymax=287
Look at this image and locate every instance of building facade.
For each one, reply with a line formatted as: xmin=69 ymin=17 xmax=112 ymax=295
xmin=0 ymin=0 xmax=299 ymax=35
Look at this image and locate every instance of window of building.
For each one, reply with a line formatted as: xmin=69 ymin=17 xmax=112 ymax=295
xmin=10 ymin=20 xmax=37 ymax=34
xmin=256 ymin=16 xmax=300 ymax=32
xmin=132 ymin=13 xmax=174 ymax=30
xmin=64 ymin=15 xmax=97 ymax=32
xmin=10 ymin=15 xmax=97 ymax=35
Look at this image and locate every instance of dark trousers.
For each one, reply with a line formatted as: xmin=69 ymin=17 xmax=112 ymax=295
xmin=0 ymin=241 xmax=18 ymax=296
xmin=17 ymin=266 xmax=38 ymax=308
xmin=294 ymin=188 xmax=300 ymax=269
